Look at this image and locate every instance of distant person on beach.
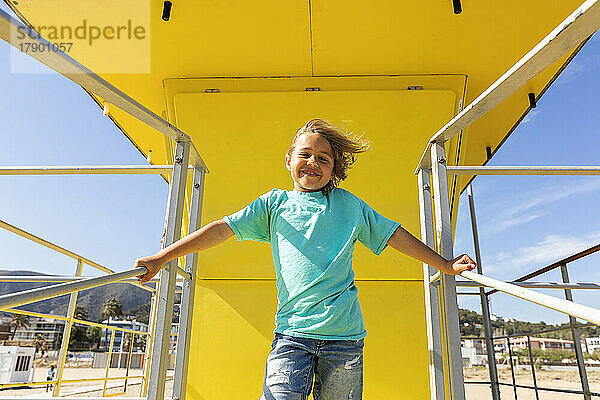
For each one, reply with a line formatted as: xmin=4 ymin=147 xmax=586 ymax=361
xmin=46 ymin=365 xmax=55 ymax=392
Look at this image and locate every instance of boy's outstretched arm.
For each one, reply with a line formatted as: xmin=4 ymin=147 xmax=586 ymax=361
xmin=135 ymin=219 xmax=234 ymax=284
xmin=386 ymin=226 xmax=476 ymax=275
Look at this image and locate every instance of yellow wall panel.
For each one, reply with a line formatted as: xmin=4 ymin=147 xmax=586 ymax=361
xmin=172 ymin=87 xmax=456 ymax=281
xmin=187 ymin=280 xmax=430 ymax=399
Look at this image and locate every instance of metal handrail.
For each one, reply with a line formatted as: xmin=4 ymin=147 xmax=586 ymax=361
xmin=487 ymin=243 xmax=600 ymax=295
xmin=0 ymin=267 xmax=147 ymax=310
xmin=0 ymin=275 xmax=180 ymax=284
xmin=456 ymin=281 xmax=600 ymax=290
xmin=461 ymin=270 xmax=600 ymax=325
xmin=0 ymin=218 xmax=110 ymax=274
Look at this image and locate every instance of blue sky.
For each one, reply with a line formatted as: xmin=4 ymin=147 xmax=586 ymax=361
xmin=0 ymin=4 xmax=168 ymax=278
xmin=453 ymin=32 xmax=600 ymax=324
xmin=1 ymin=3 xmax=599 ymax=324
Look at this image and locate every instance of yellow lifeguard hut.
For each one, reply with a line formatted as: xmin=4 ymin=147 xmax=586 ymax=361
xmin=1 ymin=1 xmax=599 ymax=399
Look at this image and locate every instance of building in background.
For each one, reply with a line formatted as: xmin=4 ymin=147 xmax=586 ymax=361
xmin=461 ymin=338 xmax=487 ymax=367
xmin=585 ymin=337 xmax=600 ymax=354
xmin=0 ymin=346 xmax=35 ymax=383
xmin=12 ymin=317 xmax=64 ymax=350
xmin=99 ymin=318 xmax=148 ymax=353
xmin=504 ymin=337 xmax=575 ymax=351
xmin=0 ymin=325 xmax=11 ymax=341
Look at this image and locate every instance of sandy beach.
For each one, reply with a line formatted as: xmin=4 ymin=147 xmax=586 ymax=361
xmin=2 ymin=365 xmax=599 ymax=398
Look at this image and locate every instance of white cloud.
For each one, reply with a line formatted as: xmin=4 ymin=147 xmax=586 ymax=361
xmin=482 ymin=178 xmax=600 ymax=235
xmin=556 ymin=61 xmax=586 ymax=85
xmin=483 ymin=231 xmax=600 ymax=277
xmin=521 ymin=109 xmax=540 ymax=124
xmin=491 ymin=212 xmax=545 ymax=233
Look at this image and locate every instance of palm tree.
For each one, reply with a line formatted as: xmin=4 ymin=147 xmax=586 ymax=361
xmin=9 ymin=314 xmax=30 ymax=340
xmin=122 ymin=332 xmax=135 ymax=352
xmin=69 ymin=306 xmax=89 ymax=349
xmin=101 ymin=298 xmax=123 ymax=350
xmin=137 ymin=334 xmax=147 ymax=352
xmin=33 ymin=334 xmax=47 ymax=356
xmin=74 ymin=306 xmax=88 ymax=321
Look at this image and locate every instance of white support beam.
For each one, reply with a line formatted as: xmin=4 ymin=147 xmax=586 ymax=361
xmin=431 ymin=142 xmax=466 ymax=400
xmin=417 ymin=168 xmax=445 ymax=400
xmin=148 ymin=141 xmax=190 ymax=400
xmin=0 ymin=165 xmax=195 ymax=175
xmin=415 ymin=0 xmax=600 ymax=172
xmin=172 ymin=167 xmax=206 ymax=400
xmin=447 ymin=166 xmax=600 ymax=175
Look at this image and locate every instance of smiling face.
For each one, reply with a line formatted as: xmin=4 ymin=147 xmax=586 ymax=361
xmin=285 ymin=133 xmax=334 ymax=193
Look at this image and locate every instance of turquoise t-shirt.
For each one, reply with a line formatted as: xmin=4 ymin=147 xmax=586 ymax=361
xmin=223 ymin=187 xmax=400 ymax=340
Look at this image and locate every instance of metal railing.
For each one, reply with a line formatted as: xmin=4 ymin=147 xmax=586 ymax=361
xmin=0 ymin=212 xmax=156 ymax=397
xmin=464 ymin=325 xmax=600 ymax=399
xmin=421 ymin=163 xmax=600 ymax=400
xmin=0 ymin=218 xmax=154 ymax=293
xmin=0 ymin=3 xmax=211 ymax=398
xmin=0 ymin=162 xmax=204 ymax=399
xmin=457 ymin=221 xmax=600 ymax=400
xmin=420 ymin=162 xmax=600 ymax=400
xmin=0 ymin=263 xmax=150 ymax=396
xmin=415 ymin=2 xmax=600 ymax=400
xmin=0 ymin=267 xmax=148 ymax=310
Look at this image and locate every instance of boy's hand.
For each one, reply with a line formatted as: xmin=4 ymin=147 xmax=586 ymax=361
xmin=446 ymin=254 xmax=477 ymax=275
xmin=135 ymin=256 xmax=166 ymax=285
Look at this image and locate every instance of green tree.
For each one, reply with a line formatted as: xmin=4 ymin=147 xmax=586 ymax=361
xmin=101 ymin=298 xmax=123 ymax=350
xmin=33 ymin=334 xmax=47 ymax=356
xmin=69 ymin=306 xmax=90 ymax=349
xmin=9 ymin=314 xmax=30 ymax=340
xmin=86 ymin=326 xmax=102 ymax=349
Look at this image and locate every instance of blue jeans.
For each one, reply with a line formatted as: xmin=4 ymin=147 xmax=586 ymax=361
xmin=260 ymin=333 xmax=364 ymax=400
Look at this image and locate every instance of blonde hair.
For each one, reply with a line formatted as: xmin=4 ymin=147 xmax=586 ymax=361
xmin=288 ymin=119 xmax=369 ymax=195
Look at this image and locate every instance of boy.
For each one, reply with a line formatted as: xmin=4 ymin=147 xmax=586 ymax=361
xmin=136 ymin=119 xmax=475 ymax=399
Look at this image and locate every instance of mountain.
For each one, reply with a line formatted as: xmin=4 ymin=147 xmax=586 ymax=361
xmin=0 ymin=269 xmax=152 ymax=322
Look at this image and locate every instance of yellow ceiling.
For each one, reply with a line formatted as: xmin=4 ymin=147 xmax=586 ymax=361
xmin=6 ymin=0 xmax=590 ymax=206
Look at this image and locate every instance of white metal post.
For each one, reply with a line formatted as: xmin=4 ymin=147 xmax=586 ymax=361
xmin=148 ymin=140 xmax=190 ymax=400
xmin=430 ymin=141 xmax=465 ymax=400
xmin=466 ymin=185 xmax=500 ymax=400
xmin=53 ymin=258 xmax=83 ymax=397
xmin=172 ymin=167 xmax=205 ymax=400
xmin=142 ymin=292 xmax=158 ymax=397
xmin=418 ymin=168 xmax=446 ymax=400
xmin=560 ymin=264 xmax=591 ymax=400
